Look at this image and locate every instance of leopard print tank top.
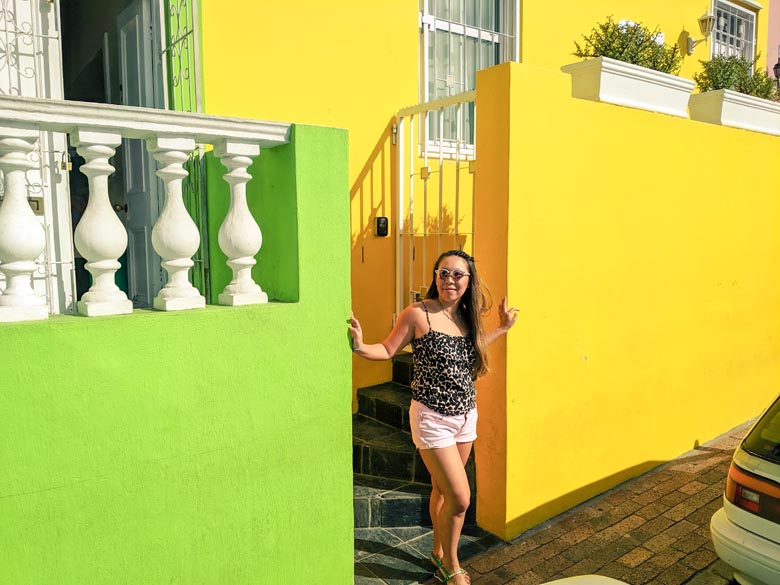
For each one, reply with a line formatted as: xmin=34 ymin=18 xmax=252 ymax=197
xmin=410 ymin=300 xmax=476 ymax=416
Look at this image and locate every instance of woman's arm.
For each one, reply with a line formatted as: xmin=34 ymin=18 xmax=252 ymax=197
xmin=485 ymin=296 xmax=519 ymax=345
xmin=349 ymin=305 xmax=419 ymax=360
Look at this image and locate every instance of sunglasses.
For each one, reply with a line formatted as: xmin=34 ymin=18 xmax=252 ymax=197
xmin=435 ymin=268 xmax=470 ymax=281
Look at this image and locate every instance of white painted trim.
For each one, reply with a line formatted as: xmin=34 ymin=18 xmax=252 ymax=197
xmin=689 ymin=88 xmax=780 ymax=135
xmin=0 ymin=95 xmax=291 ymax=146
xmin=729 ymin=0 xmax=762 ymax=11
xmin=561 ymin=57 xmax=695 ymax=118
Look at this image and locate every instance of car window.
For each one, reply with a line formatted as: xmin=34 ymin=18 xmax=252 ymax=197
xmin=743 ymin=396 xmax=780 ymax=464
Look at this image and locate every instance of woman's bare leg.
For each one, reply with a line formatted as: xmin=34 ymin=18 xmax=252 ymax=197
xmin=421 ymin=442 xmax=473 ymax=584
xmin=431 ymin=442 xmax=472 ymax=560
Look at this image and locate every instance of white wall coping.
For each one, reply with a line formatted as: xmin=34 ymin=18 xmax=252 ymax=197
xmin=0 ymin=95 xmax=291 ymax=147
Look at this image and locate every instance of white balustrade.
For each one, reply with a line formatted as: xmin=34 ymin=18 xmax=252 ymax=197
xmin=72 ymin=130 xmax=133 ymax=317
xmin=214 ymin=140 xmax=267 ymax=306
xmin=0 ymin=128 xmax=48 ymax=322
xmin=147 ymin=135 xmax=205 ymax=311
xmin=0 ymin=95 xmax=291 ymax=323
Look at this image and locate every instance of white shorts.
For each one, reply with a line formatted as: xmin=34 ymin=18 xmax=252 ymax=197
xmin=409 ymin=399 xmax=478 ymax=450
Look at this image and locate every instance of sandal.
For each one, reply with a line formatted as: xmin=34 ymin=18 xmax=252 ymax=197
xmin=430 ymin=552 xmax=444 ymax=571
xmin=434 ymin=566 xmax=470 ymax=584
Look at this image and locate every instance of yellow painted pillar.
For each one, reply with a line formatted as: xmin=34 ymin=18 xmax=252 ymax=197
xmin=473 ymin=62 xmax=513 ymax=539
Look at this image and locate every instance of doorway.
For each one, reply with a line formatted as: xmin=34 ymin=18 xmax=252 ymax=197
xmin=59 ymin=0 xmax=207 ymax=307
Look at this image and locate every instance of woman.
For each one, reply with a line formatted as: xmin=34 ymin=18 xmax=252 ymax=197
xmin=349 ymin=250 xmax=518 ymax=584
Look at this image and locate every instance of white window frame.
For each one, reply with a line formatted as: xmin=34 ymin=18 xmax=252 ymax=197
xmin=711 ymin=0 xmax=758 ymax=61
xmin=418 ymin=0 xmax=519 ymax=155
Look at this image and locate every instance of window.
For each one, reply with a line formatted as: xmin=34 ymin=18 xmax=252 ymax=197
xmin=419 ymin=0 xmax=517 ymax=145
xmin=712 ymin=0 xmax=756 ymax=60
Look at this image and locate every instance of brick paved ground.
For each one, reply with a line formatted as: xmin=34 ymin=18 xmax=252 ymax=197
xmin=433 ymin=423 xmax=753 ymax=585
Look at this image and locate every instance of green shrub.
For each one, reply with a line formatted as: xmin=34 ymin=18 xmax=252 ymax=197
xmin=574 ymin=16 xmax=682 ymax=74
xmin=693 ymin=54 xmax=778 ymax=101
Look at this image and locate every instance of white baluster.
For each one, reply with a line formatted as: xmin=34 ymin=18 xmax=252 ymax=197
xmin=214 ymin=140 xmax=267 ymax=306
xmin=147 ymin=136 xmax=205 ymax=311
xmin=72 ymin=130 xmax=133 ymax=317
xmin=0 ymin=129 xmax=48 ymax=322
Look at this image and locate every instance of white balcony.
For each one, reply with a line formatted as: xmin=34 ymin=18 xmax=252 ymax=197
xmin=0 ymin=95 xmax=290 ymax=322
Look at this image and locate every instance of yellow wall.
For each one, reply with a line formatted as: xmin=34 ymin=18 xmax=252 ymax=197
xmin=522 ymin=0 xmax=770 ymax=79
xmin=199 ymin=1 xmax=421 ymax=402
xmin=200 ymin=0 xmax=780 ymax=540
xmin=200 ymin=0 xmax=773 ymax=408
xmin=476 ymin=61 xmax=780 ymax=539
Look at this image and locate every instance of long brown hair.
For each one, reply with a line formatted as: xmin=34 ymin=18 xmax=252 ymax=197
xmin=424 ymin=250 xmax=491 ymax=378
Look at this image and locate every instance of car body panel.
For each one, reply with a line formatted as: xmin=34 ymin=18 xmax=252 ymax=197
xmin=711 ymin=507 xmax=780 ymax=585
xmin=726 ymin=454 xmax=780 ymax=544
xmin=711 ymin=396 xmax=780 ymax=585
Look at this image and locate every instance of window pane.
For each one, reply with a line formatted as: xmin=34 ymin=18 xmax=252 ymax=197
xmin=465 ymin=36 xmax=477 ymax=90
xmin=449 ymin=31 xmax=464 ymax=94
xmin=421 ymin=0 xmax=517 ymax=145
xmin=713 ymin=1 xmax=755 ymax=59
xmin=743 ymin=396 xmax=780 ymax=464
xmin=436 ymin=29 xmax=449 ymax=96
xmin=482 ymin=0 xmax=496 ymax=32
xmin=465 ymin=0 xmax=476 ymax=27
xmin=449 ymin=0 xmax=463 ymax=24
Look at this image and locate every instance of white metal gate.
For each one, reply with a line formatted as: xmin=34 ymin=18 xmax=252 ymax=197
xmin=394 ymin=90 xmax=477 ymax=318
xmin=0 ymin=0 xmax=75 ymax=314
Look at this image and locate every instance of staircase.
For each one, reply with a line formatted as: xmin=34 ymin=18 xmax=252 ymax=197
xmin=353 ymin=353 xmax=476 ymax=529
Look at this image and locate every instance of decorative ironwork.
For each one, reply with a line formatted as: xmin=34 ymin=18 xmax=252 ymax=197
xmin=162 ymin=0 xmax=207 ymax=297
xmin=163 ymin=0 xmax=199 ymax=113
xmin=0 ymin=0 xmax=39 ymax=96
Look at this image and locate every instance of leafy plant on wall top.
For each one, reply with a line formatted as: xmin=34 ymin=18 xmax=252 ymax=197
xmin=692 ymin=54 xmax=778 ymax=101
xmin=688 ymin=53 xmax=780 ymax=135
xmin=573 ymin=16 xmax=683 ymax=74
xmin=561 ymin=16 xmax=693 ymax=118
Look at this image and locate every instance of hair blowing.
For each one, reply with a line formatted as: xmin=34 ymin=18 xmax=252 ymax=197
xmin=424 ymin=250 xmax=492 ymax=379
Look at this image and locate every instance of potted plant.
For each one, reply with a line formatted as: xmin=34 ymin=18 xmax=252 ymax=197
xmin=561 ymin=16 xmax=694 ymax=118
xmin=688 ymin=54 xmax=780 ymax=135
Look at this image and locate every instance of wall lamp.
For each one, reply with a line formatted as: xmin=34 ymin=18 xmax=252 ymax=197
xmin=773 ymin=47 xmax=780 ymax=90
xmin=687 ymin=11 xmax=717 ymax=55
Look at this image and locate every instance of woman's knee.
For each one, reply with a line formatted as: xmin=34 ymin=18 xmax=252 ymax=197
xmin=447 ymin=488 xmax=471 ymax=514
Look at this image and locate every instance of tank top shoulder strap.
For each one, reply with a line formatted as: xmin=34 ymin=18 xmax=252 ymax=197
xmin=420 ymin=300 xmax=432 ymax=331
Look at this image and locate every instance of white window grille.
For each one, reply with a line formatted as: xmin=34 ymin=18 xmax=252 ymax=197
xmin=712 ymin=0 xmax=756 ymax=60
xmin=419 ymin=0 xmax=518 ymax=147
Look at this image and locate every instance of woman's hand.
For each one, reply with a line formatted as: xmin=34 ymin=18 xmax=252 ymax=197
xmin=348 ymin=312 xmax=363 ymax=352
xmin=485 ymin=297 xmax=519 ymax=345
xmin=498 ymin=297 xmax=519 ymax=332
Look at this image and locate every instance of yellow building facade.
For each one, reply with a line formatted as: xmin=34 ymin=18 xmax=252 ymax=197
xmin=201 ymin=0 xmax=780 ymax=539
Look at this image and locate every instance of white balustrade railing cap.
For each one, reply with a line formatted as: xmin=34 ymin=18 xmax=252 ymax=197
xmin=0 ymin=95 xmax=291 ymax=147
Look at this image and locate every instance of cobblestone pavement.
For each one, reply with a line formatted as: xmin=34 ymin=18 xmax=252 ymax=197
xmin=432 ymin=423 xmax=753 ymax=585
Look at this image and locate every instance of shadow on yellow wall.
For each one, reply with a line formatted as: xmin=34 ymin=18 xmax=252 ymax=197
xmin=350 ymin=118 xmax=397 ymax=409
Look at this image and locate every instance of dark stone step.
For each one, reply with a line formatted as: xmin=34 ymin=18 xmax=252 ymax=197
xmin=392 ymin=352 xmax=414 ymax=386
xmin=352 ymin=414 xmax=477 ymax=488
xmin=357 ymin=381 xmax=412 ymax=431
xmin=354 ymin=474 xmax=432 ymax=528
xmin=354 ymin=474 xmax=477 ymax=529
xmin=353 ymin=415 xmax=431 ymax=484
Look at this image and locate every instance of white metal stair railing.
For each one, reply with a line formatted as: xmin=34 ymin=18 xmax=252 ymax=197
xmin=0 ymin=94 xmax=290 ymax=322
xmin=394 ymin=90 xmax=476 ymax=319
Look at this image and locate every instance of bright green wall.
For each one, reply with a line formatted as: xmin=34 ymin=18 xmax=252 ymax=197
xmin=0 ymin=125 xmax=353 ymax=584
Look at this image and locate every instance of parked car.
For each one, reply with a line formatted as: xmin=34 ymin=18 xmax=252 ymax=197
xmin=711 ymin=395 xmax=780 ymax=585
